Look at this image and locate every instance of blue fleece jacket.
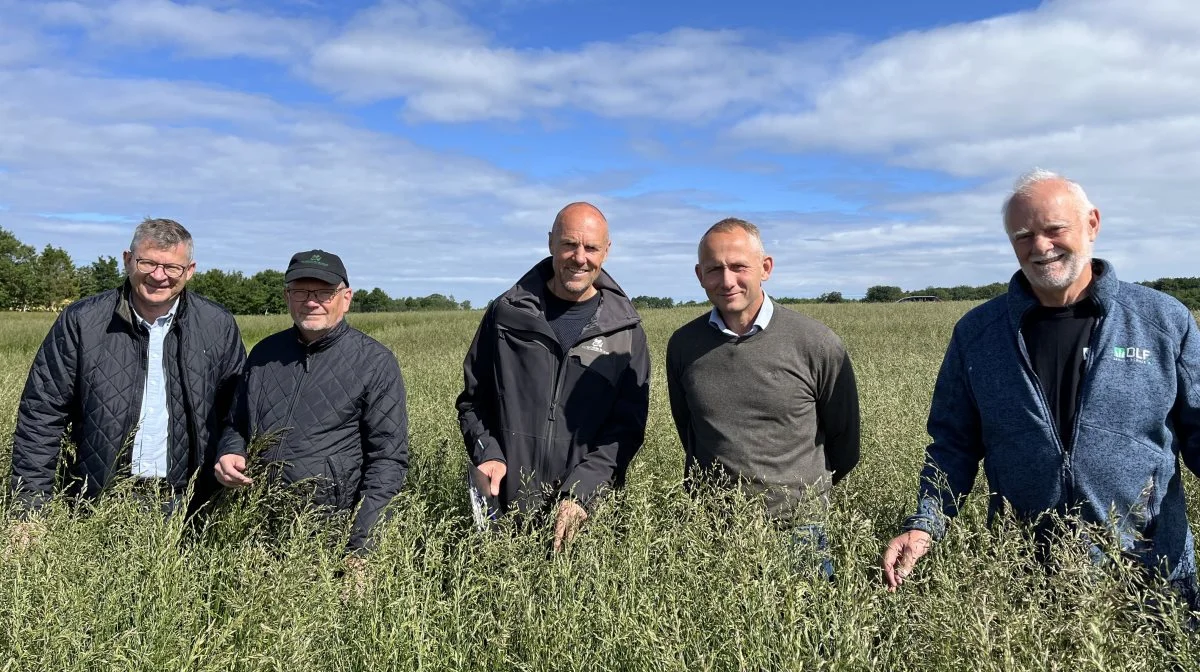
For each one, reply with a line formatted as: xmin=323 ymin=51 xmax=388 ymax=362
xmin=904 ymin=259 xmax=1200 ymax=584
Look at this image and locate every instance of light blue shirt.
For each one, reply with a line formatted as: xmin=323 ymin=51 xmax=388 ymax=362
xmin=707 ymin=293 xmax=774 ymax=337
xmin=131 ymin=299 xmax=178 ymax=479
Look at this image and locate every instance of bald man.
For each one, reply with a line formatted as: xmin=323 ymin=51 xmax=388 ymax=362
xmin=456 ymin=202 xmax=650 ymax=549
xmin=882 ymin=170 xmax=1200 ymax=612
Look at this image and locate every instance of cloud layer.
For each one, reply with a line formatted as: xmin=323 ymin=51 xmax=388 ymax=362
xmin=2 ymin=0 xmax=1197 ymax=303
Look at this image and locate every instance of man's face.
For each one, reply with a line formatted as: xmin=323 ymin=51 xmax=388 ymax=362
xmin=695 ymin=229 xmax=773 ymax=318
xmin=1006 ymin=182 xmax=1100 ymax=293
xmin=286 ymin=278 xmax=352 ymax=336
xmin=122 ymin=243 xmax=195 ymax=311
xmin=548 ymin=209 xmax=610 ymax=301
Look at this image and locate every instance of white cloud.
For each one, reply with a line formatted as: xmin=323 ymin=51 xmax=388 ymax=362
xmin=731 ymin=0 xmax=1200 ymax=157
xmin=4 ymin=0 xmax=1200 ymax=303
xmin=38 ymin=0 xmax=322 ymax=61
xmin=306 ymin=1 xmax=846 ymax=122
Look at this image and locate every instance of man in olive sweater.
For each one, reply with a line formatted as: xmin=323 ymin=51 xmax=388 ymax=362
xmin=666 ymin=219 xmax=861 ymax=558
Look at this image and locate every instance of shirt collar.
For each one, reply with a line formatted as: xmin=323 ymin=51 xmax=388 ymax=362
xmin=133 ymin=297 xmax=180 ymax=329
xmin=707 ymin=293 xmax=773 ymax=337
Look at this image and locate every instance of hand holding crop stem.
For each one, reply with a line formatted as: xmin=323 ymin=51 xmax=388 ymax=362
xmin=477 ymin=459 xmax=506 ymax=497
xmin=215 ymin=453 xmax=254 ymax=488
xmin=882 ymin=529 xmax=932 ymax=591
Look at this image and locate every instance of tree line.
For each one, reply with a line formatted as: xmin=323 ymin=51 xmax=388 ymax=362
xmin=5 ymin=227 xmax=1198 ymax=313
xmin=0 ymin=228 xmax=470 ymax=313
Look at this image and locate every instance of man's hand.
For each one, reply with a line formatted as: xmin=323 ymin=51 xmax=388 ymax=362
xmin=214 ymin=454 xmax=254 ymax=488
xmin=340 ymin=555 xmax=369 ymax=602
xmin=477 ymin=459 xmax=506 ymax=497
xmin=7 ymin=519 xmax=45 ymax=552
xmin=552 ymin=499 xmax=589 ymax=553
xmin=882 ymin=529 xmax=933 ymax=591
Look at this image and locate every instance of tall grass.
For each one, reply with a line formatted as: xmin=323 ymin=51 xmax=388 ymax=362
xmin=1 ymin=303 xmax=1198 ymax=671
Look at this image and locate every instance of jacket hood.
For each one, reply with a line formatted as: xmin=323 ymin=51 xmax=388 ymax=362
xmin=501 ymin=257 xmax=640 ymax=331
xmin=1006 ymin=258 xmax=1117 ymax=333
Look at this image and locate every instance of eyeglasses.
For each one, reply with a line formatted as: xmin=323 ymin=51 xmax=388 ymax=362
xmin=135 ymin=258 xmax=189 ymax=278
xmin=286 ymin=287 xmax=346 ymax=303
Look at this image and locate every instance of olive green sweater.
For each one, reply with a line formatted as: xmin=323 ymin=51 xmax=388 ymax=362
xmin=665 ymin=301 xmax=860 ymax=520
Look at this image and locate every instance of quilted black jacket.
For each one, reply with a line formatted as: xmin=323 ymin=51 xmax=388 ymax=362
xmin=457 ymin=258 xmax=650 ymax=515
xmin=217 ymin=319 xmax=408 ymax=551
xmin=10 ymin=283 xmax=246 ymax=511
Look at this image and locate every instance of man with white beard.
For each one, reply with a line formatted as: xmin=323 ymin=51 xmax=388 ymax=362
xmin=882 ymin=169 xmax=1200 ymax=611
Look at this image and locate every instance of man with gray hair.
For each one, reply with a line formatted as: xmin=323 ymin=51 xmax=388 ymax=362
xmin=883 ymin=170 xmax=1200 ymax=609
xmin=667 ymin=217 xmax=860 ymax=575
xmin=10 ymin=218 xmax=245 ymax=517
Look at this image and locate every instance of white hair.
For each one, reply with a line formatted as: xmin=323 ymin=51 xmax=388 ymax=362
xmin=1001 ymin=168 xmax=1094 ymax=230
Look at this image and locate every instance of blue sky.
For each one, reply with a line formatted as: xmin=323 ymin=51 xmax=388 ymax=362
xmin=2 ymin=0 xmax=1198 ymax=303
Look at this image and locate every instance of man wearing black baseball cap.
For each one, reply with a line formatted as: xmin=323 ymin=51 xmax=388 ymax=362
xmin=216 ymin=249 xmax=409 ymax=554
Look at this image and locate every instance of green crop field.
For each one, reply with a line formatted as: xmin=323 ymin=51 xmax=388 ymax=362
xmin=2 ymin=303 xmax=1199 ymax=671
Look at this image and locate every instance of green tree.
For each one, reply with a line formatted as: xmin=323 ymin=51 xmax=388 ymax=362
xmin=0 ymin=228 xmax=37 ymax=310
xmin=818 ymin=291 xmax=844 ymax=304
xmin=35 ymin=245 xmax=79 ymax=308
xmin=864 ymin=285 xmax=904 ymax=303
xmin=246 ymin=270 xmax=287 ymax=314
xmin=355 ymin=287 xmax=391 ymax=313
xmin=77 ymin=256 xmax=124 ymax=298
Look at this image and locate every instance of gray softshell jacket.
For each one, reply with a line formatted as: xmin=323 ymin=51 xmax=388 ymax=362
xmin=456 ymin=258 xmax=650 ymax=514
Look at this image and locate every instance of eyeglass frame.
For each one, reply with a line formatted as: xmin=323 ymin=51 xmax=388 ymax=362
xmin=285 ymin=286 xmax=349 ymax=304
xmin=134 ymin=258 xmax=191 ymax=279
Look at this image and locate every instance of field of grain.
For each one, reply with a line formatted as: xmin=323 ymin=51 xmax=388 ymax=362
xmin=1 ymin=303 xmax=1198 ymax=671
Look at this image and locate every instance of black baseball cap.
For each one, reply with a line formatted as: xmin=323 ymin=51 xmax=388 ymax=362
xmin=284 ymin=250 xmax=349 ymax=287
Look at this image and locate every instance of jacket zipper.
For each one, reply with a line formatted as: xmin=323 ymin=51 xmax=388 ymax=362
xmin=1065 ymin=314 xmax=1104 ymax=503
xmin=277 ymin=346 xmax=313 ymax=451
xmin=1015 ymin=319 xmax=1069 ymax=499
xmin=119 ymin=325 xmax=151 ymax=482
xmin=1016 ymin=309 xmax=1105 ymax=508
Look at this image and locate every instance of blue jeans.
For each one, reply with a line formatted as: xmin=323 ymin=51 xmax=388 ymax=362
xmin=789 ymin=523 xmax=835 ymax=581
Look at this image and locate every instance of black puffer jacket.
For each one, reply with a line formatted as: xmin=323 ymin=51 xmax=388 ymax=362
xmin=217 ymin=319 xmax=408 ymax=551
xmin=457 ymin=258 xmax=651 ymax=514
xmin=11 ymin=284 xmax=245 ymax=510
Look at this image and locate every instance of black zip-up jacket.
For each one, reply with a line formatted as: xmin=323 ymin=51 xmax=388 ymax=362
xmin=457 ymin=258 xmax=651 ymax=514
xmin=10 ymin=283 xmax=245 ymax=511
xmin=217 ymin=319 xmax=408 ymax=551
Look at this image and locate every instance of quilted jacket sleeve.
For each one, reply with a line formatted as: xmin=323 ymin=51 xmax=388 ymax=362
xmin=456 ymin=306 xmax=505 ymax=466
xmin=349 ymin=347 xmax=409 ymax=552
xmin=11 ymin=310 xmax=81 ymax=511
xmin=216 ymin=366 xmax=252 ymax=461
xmin=558 ymin=323 xmax=651 ymax=509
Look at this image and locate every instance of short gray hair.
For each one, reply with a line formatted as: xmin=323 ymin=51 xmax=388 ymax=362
xmin=130 ymin=218 xmax=193 ymax=260
xmin=1001 ymin=168 xmax=1094 ymax=229
xmin=698 ymin=217 xmax=766 ymax=259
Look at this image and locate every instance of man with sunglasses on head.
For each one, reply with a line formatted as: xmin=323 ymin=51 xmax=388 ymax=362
xmin=10 ymin=218 xmax=246 ymax=518
xmin=215 ymin=250 xmax=408 ymax=554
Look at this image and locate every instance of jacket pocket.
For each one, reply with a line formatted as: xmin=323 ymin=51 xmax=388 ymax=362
xmin=324 ymin=454 xmax=362 ymax=510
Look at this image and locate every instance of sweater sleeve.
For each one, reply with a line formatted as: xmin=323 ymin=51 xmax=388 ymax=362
xmin=665 ymin=331 xmax=695 ymax=470
xmin=815 ymin=346 xmax=861 ymax=485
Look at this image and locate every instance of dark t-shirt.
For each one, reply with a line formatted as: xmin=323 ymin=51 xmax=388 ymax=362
xmin=544 ymin=291 xmax=600 ymax=351
xmin=1021 ymin=298 xmax=1099 ymax=451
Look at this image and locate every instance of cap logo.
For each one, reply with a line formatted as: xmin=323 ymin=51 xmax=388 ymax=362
xmin=304 ymin=253 xmax=329 ymax=267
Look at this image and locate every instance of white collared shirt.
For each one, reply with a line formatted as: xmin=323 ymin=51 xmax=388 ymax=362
xmin=131 ymin=299 xmax=179 ymax=479
xmin=707 ymin=293 xmax=774 ymax=337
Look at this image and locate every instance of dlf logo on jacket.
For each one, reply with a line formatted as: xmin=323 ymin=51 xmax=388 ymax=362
xmin=1113 ymin=346 xmax=1152 ymax=362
